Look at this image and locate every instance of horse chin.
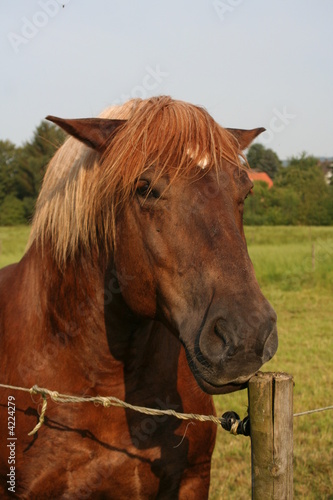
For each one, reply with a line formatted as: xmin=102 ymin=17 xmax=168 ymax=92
xmin=182 ymin=344 xmax=256 ymax=395
xmin=194 ymin=372 xmax=253 ymax=395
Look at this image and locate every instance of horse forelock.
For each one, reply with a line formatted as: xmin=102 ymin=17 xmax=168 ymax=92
xmin=29 ymin=96 xmax=246 ymax=267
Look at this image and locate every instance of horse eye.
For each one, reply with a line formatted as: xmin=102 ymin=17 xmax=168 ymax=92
xmin=136 ymin=181 xmax=150 ymax=197
xmin=136 ymin=181 xmax=159 ymax=199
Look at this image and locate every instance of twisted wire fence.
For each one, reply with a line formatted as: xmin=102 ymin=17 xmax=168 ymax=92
xmin=1 ymin=382 xmax=332 ymax=436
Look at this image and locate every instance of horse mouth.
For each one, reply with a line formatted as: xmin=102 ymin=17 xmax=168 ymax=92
xmin=181 ymin=342 xmax=257 ymax=395
xmin=195 ymin=373 xmax=254 ymax=395
xmin=192 ymin=368 xmax=255 ymax=395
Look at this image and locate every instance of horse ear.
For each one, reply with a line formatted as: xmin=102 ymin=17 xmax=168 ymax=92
xmin=46 ymin=116 xmax=127 ymax=153
xmin=227 ymin=127 xmax=266 ymax=150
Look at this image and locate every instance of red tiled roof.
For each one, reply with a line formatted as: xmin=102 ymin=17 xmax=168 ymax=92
xmin=248 ymin=171 xmax=273 ymax=188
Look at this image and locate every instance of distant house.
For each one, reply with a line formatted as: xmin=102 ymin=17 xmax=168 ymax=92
xmin=248 ymin=171 xmax=273 ymax=189
xmin=318 ymin=159 xmax=333 ymax=185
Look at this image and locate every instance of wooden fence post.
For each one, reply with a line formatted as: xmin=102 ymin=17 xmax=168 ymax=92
xmin=248 ymin=372 xmax=294 ymax=499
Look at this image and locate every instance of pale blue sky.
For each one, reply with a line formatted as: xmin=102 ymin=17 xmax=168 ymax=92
xmin=1 ymin=0 xmax=332 ymax=159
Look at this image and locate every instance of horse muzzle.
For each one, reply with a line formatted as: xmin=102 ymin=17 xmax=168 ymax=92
xmin=181 ymin=303 xmax=278 ymax=395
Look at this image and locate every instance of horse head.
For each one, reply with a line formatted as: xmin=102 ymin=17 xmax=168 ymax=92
xmin=46 ymin=97 xmax=277 ymax=395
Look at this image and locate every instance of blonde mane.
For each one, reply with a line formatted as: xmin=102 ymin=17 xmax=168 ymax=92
xmin=29 ymin=96 xmax=244 ymax=266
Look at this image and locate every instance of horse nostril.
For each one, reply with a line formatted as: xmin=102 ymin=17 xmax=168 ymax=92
xmin=262 ymin=323 xmax=278 ymax=362
xmin=269 ymin=308 xmax=277 ymax=325
xmin=214 ymin=319 xmax=229 ymax=348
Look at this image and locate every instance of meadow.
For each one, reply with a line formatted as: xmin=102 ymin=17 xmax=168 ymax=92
xmin=0 ymin=226 xmax=31 ymax=268
xmin=211 ymin=226 xmax=333 ymax=499
xmin=0 ymin=226 xmax=332 ymax=498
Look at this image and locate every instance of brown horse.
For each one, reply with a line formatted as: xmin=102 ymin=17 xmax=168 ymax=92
xmin=0 ymin=96 xmax=277 ymax=498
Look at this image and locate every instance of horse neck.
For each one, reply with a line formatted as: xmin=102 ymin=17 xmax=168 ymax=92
xmin=18 ymin=244 xmax=146 ymax=392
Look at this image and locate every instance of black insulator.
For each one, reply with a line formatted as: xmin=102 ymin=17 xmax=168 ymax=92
xmin=221 ymin=411 xmax=251 ymax=437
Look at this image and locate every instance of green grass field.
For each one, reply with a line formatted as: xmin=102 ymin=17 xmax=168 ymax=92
xmin=0 ymin=226 xmax=31 ymax=268
xmin=1 ymin=226 xmax=333 ymax=498
xmin=211 ymin=226 xmax=333 ymax=499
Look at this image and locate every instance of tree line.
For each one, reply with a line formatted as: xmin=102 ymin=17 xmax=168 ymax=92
xmin=0 ymin=121 xmax=332 ymax=225
xmin=0 ymin=122 xmax=65 ymax=225
xmin=245 ymin=144 xmax=333 ymax=225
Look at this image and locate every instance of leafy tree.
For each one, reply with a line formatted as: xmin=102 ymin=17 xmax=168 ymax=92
xmin=326 ymin=185 xmax=333 ymax=221
xmin=244 ymin=153 xmax=332 ymax=226
xmin=0 ymin=121 xmax=66 ymax=224
xmin=0 ymin=140 xmax=19 ymax=205
xmin=266 ymin=187 xmax=301 ymax=225
xmin=15 ymin=121 xmax=66 ymax=204
xmin=275 ymin=153 xmax=331 ymax=225
xmin=247 ymin=143 xmax=281 ymax=179
xmin=244 ymin=181 xmax=272 ymax=225
xmin=0 ymin=195 xmax=26 ymax=225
